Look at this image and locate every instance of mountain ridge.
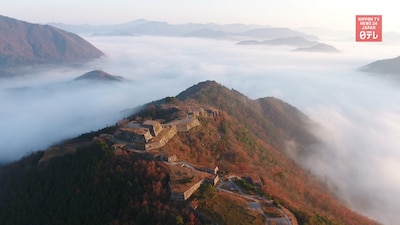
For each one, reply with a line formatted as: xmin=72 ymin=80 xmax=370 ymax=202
xmin=50 ymin=19 xmax=318 ymax=41
xmin=175 ymin=81 xmax=317 ymax=149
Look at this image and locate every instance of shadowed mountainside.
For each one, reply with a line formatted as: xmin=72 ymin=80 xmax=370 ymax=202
xmin=0 ymin=15 xmax=103 ymax=75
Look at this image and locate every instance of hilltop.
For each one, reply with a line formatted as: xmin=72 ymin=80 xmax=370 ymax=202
xmin=74 ymin=70 xmax=125 ymax=82
xmin=0 ymin=81 xmax=379 ymax=225
xmin=0 ymin=15 xmax=103 ymax=76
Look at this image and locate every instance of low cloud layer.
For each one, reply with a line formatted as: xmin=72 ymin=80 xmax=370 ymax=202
xmin=304 ymin=102 xmax=400 ymax=224
xmin=0 ymin=36 xmax=399 ymax=224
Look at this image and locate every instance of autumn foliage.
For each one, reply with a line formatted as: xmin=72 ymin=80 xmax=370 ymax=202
xmin=0 ymin=142 xmax=201 ymax=225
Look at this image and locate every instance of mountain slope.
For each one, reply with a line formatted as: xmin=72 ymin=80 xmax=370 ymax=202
xmin=175 ymin=81 xmax=316 ymax=149
xmin=0 ymin=81 xmax=379 ymax=225
xmin=0 ymin=15 xmax=103 ymax=70
xmin=0 ymin=144 xmax=197 ymax=225
xmin=359 ymin=55 xmax=400 ymax=74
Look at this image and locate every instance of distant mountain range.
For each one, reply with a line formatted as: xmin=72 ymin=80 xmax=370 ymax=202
xmin=359 ymin=55 xmax=400 ymax=74
xmin=51 ymin=20 xmax=265 ymax=35
xmin=236 ymin=36 xmax=339 ymax=53
xmin=237 ymin=36 xmax=319 ymax=47
xmin=184 ymin=28 xmax=230 ymax=39
xmin=50 ymin=19 xmax=318 ymax=40
xmin=0 ymin=15 xmax=103 ymax=76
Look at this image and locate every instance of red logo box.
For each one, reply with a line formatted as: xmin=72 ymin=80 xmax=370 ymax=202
xmin=356 ymin=15 xmax=382 ymax=42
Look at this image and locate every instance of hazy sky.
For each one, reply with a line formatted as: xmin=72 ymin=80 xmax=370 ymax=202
xmin=2 ymin=0 xmax=399 ymax=32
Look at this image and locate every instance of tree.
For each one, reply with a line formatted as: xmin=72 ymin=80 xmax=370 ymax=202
xmin=175 ymin=215 xmax=184 ymax=225
xmin=272 ymin=199 xmax=281 ymax=208
xmin=199 ymin=183 xmax=216 ymax=204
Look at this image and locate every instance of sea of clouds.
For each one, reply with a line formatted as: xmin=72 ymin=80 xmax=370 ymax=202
xmin=0 ymin=35 xmax=399 ymax=224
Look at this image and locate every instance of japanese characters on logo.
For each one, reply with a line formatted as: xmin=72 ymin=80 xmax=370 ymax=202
xmin=356 ymin=15 xmax=382 ymax=42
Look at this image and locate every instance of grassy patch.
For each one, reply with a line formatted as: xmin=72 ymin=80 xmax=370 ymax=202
xmin=196 ymin=192 xmax=264 ymax=225
xmin=234 ymin=178 xmax=264 ymax=196
xmin=40 ymin=146 xmax=77 ymax=161
xmin=178 ymin=175 xmax=194 ymax=184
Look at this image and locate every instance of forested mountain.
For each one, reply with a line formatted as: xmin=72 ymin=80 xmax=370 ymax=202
xmin=0 ymin=15 xmax=103 ymax=76
xmin=0 ymin=81 xmax=379 ymax=225
xmin=175 ymin=81 xmax=316 ymax=150
xmin=0 ymin=143 xmax=193 ymax=225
